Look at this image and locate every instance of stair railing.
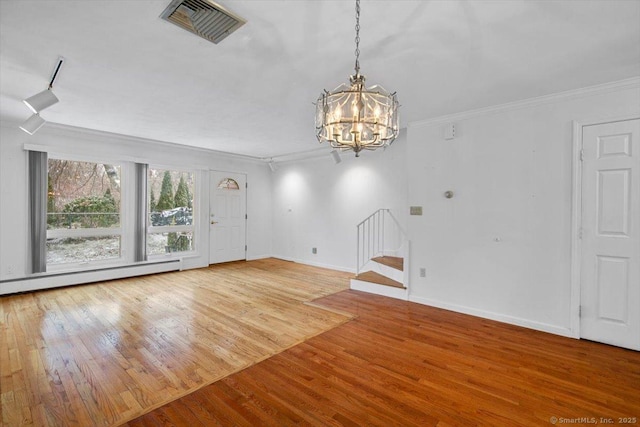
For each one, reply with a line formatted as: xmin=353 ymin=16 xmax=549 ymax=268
xmin=357 ymin=209 xmax=408 ymax=275
xmin=356 ymin=209 xmax=386 ymax=275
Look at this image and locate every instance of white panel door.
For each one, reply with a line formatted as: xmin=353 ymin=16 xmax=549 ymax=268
xmin=209 ymin=171 xmax=246 ymax=264
xmin=581 ymin=119 xmax=640 ymax=350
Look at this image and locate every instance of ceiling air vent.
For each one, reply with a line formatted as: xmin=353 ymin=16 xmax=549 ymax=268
xmin=160 ymin=0 xmax=246 ymax=44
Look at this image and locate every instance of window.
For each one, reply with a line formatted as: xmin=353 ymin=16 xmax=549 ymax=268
xmin=148 ymin=168 xmax=195 ymax=255
xmin=217 ymin=178 xmax=239 ymax=190
xmin=46 ymin=158 xmax=122 ymax=266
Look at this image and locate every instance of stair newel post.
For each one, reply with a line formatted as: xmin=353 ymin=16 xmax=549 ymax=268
xmin=373 ymin=211 xmax=380 ymax=256
xmin=356 ymin=223 xmax=360 ymax=275
xmin=374 ymin=211 xmax=384 ymax=256
xmin=380 ymin=209 xmax=386 ymax=256
xmin=367 ymin=217 xmax=371 ymax=264
xmin=373 ymin=211 xmax=377 ymax=258
xmin=376 ymin=210 xmax=380 ymax=257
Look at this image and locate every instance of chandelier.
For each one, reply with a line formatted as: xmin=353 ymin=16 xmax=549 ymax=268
xmin=315 ymin=0 xmax=399 ymax=157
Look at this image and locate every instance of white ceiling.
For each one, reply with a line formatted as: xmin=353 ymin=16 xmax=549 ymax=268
xmin=1 ymin=0 xmax=639 ymax=158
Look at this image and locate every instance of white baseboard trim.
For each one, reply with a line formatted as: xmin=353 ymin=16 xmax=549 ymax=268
xmin=271 ymin=255 xmax=356 ymax=274
xmin=0 ymin=260 xmax=182 ymax=295
xmin=408 ymin=295 xmax=575 ymax=338
xmin=246 ymin=254 xmax=272 ymax=261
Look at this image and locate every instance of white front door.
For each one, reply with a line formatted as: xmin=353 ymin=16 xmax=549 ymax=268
xmin=580 ymin=119 xmax=640 ymax=350
xmin=209 ymin=171 xmax=247 ymax=264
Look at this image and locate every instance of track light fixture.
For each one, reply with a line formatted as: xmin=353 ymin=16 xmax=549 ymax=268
xmin=20 ymin=57 xmax=64 ymax=135
xmin=23 ymin=89 xmax=59 ymax=114
xmin=19 ymin=114 xmax=46 ymax=135
xmin=268 ymin=161 xmax=277 ymax=172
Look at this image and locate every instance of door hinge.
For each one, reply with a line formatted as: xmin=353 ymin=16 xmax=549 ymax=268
xmin=579 ymin=149 xmax=584 ymax=161
xmin=245 ymin=182 xmax=248 ymax=189
xmin=579 ymin=227 xmax=583 ymax=239
xmin=579 ymin=305 xmax=582 ymax=317
xmin=245 ymin=213 xmax=248 ymax=220
xmin=245 ymin=245 xmax=247 ymax=251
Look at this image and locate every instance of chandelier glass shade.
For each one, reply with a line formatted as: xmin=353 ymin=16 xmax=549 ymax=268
xmin=316 ymin=74 xmax=399 ymax=157
xmin=315 ymin=0 xmax=399 ymax=157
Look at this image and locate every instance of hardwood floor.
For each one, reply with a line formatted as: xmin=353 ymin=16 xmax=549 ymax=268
xmin=126 ymin=289 xmax=640 ymax=427
xmin=0 ymin=259 xmax=352 ymax=427
xmin=3 ymin=260 xmax=639 ymax=426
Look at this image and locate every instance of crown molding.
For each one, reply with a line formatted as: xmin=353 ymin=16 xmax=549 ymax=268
xmin=1 ymin=119 xmax=268 ymax=164
xmin=45 ymin=122 xmax=268 ymax=163
xmin=1 ymin=119 xmax=334 ymax=164
xmin=408 ymin=77 xmax=640 ymax=128
xmin=268 ymin=147 xmax=329 ymax=163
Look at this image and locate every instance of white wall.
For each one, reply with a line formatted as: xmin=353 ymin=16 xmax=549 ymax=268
xmin=271 ymin=130 xmax=408 ymax=272
xmin=0 ymin=122 xmax=272 ymax=288
xmin=407 ymin=82 xmax=640 ymax=336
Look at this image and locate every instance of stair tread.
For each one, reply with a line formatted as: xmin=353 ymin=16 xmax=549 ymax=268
xmin=354 ymin=271 xmax=406 ymax=289
xmin=371 ymin=256 xmax=404 ymax=271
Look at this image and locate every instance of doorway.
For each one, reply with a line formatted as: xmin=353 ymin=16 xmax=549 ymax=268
xmin=575 ymin=118 xmax=639 ymax=350
xmin=209 ymin=171 xmax=247 ymax=264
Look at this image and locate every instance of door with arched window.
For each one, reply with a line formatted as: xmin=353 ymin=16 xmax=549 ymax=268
xmin=209 ymin=171 xmax=247 ymax=263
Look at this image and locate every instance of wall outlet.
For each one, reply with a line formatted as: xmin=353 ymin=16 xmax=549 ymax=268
xmin=312 ymin=247 xmax=317 ymax=254
xmin=419 ymin=268 xmax=426 ymax=278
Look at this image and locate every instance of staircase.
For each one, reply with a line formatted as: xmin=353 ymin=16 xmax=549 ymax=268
xmin=351 ymin=209 xmax=409 ymax=300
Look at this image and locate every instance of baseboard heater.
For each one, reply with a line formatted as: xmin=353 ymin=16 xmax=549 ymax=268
xmin=0 ymin=259 xmax=182 ymax=295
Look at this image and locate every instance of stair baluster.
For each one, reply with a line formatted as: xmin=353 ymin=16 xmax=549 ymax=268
xmin=355 ymin=209 xmax=410 ymax=299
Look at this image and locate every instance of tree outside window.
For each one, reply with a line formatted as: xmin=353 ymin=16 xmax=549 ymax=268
xmin=148 ymin=169 xmax=195 ymax=254
xmin=46 ymin=159 xmax=122 ymax=265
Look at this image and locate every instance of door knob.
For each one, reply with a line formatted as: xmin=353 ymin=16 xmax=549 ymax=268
xmin=211 ymin=221 xmax=218 ymax=225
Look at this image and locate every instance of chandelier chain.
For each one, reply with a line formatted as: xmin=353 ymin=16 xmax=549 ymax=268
xmin=354 ymin=0 xmax=361 ymax=75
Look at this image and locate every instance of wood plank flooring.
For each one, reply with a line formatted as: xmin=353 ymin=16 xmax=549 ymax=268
xmin=0 ymin=259 xmax=352 ymax=427
xmin=127 ymin=289 xmax=640 ymax=427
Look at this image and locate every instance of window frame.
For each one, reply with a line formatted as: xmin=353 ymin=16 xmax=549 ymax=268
xmin=45 ymin=155 xmax=127 ymax=271
xmin=147 ymin=166 xmax=197 ymax=257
